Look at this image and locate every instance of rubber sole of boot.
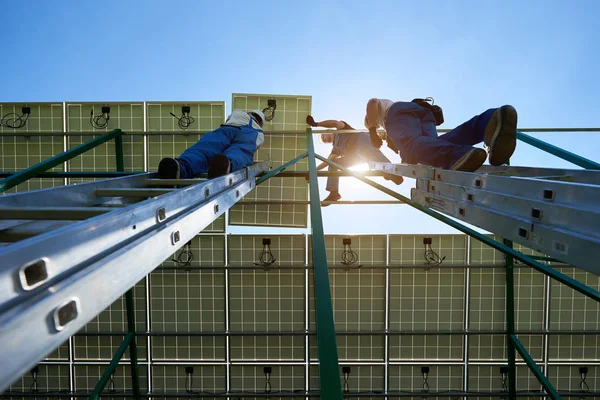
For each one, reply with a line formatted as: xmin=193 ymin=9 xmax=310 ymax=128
xmin=450 ymin=148 xmax=487 ymax=172
xmin=484 ymin=105 xmax=518 ymax=166
xmin=207 ymin=154 xmax=231 ymax=179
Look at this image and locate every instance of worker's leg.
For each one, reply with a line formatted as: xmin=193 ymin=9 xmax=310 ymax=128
xmin=437 ymin=108 xmax=495 ymax=145
xmin=385 ymin=102 xmax=483 ymax=170
xmin=324 ymin=154 xmax=361 ymax=193
xmin=176 ymin=127 xmax=234 ymax=178
xmin=352 ymin=135 xmax=404 ymax=185
xmin=222 ymin=145 xmax=255 ymax=172
xmin=438 ymin=105 xmax=517 ymax=165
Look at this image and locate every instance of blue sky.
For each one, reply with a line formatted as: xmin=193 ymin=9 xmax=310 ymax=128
xmin=1 ymin=0 xmax=599 ymax=234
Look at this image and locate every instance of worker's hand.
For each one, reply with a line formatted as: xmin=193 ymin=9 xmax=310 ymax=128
xmin=306 ymin=115 xmax=318 ymax=127
xmin=369 ymin=128 xmax=382 ymax=148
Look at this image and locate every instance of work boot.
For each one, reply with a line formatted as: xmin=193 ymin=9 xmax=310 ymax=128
xmin=306 ymin=115 xmax=318 ymax=127
xmin=484 ymin=105 xmax=518 ymax=166
xmin=158 ymin=157 xmax=181 ymax=179
xmin=383 ymin=173 xmax=404 ymax=185
xmin=207 ymin=154 xmax=232 ymax=178
xmin=321 ymin=191 xmax=341 ymax=206
xmin=450 ymin=148 xmax=486 ymax=172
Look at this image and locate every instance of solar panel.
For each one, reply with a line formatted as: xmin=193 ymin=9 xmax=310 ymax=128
xmin=0 ymin=102 xmax=64 ymax=192
xmin=229 ymin=93 xmax=310 ymax=228
xmin=146 ymin=101 xmax=226 ymax=233
xmin=65 ymin=102 xmax=145 ymax=186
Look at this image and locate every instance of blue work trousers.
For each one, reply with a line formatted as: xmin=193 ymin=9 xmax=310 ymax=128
xmin=326 ymin=133 xmax=391 ymax=192
xmin=178 ymin=125 xmax=258 ymax=178
xmin=384 ymin=102 xmax=496 ymax=169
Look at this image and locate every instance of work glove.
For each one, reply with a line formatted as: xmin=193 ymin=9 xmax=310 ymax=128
xmin=369 ymin=128 xmax=382 ymax=148
xmin=306 ymin=115 xmax=318 ymax=127
xmin=387 ymin=139 xmax=399 ymax=154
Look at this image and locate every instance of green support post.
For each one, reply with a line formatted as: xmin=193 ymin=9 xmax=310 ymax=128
xmin=89 ymin=333 xmax=133 ymax=400
xmin=510 ymin=335 xmax=561 ymax=399
xmin=306 ymin=129 xmax=343 ymax=400
xmin=125 ymin=290 xmax=141 ymax=399
xmin=517 ymin=131 xmax=600 ymax=170
xmin=504 ymin=239 xmax=517 ymax=399
xmin=115 ymin=134 xmax=125 ymax=172
xmin=0 ymin=129 xmax=123 ymax=193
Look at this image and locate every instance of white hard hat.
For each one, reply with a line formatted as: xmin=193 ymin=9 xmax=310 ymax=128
xmin=248 ymin=110 xmax=266 ymax=127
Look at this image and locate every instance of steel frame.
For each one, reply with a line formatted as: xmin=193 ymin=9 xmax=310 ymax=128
xmin=1 ymin=127 xmax=599 ymax=400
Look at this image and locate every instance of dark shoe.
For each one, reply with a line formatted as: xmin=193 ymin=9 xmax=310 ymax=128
xmin=484 ymin=105 xmax=518 ymax=166
xmin=450 ymin=148 xmax=486 ymax=172
xmin=306 ymin=115 xmax=318 ymax=127
xmin=158 ymin=157 xmax=181 ymax=179
xmin=383 ymin=173 xmax=404 ymax=185
xmin=207 ymin=154 xmax=231 ymax=178
xmin=321 ymin=191 xmax=341 ymax=206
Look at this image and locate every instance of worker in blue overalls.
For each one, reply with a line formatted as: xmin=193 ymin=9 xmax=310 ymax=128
xmin=306 ymin=115 xmax=403 ymax=206
xmin=364 ymin=99 xmax=518 ymax=171
xmin=158 ymin=110 xmax=265 ymax=179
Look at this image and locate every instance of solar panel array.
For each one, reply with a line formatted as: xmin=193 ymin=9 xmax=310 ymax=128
xmin=0 ymin=95 xmax=311 ymax=232
xmin=8 ymin=234 xmax=599 ymax=396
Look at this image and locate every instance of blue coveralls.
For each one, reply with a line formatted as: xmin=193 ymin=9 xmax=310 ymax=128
xmin=325 ymin=132 xmax=391 ymax=192
xmin=177 ymin=119 xmax=260 ymax=178
xmin=384 ymin=102 xmax=497 ymax=169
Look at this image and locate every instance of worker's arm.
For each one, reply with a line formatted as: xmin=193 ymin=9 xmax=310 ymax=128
xmin=365 ymin=98 xmax=380 ymax=129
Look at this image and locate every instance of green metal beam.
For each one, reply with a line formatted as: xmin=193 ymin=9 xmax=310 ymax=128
xmin=0 ymin=129 xmax=123 ymax=193
xmin=504 ymin=239 xmax=517 ymax=400
xmin=125 ymin=290 xmax=141 ymax=399
xmin=510 ymin=335 xmax=561 ymax=399
xmin=89 ymin=332 xmax=133 ymax=400
xmin=115 ymin=134 xmax=125 ymax=172
xmin=306 ymin=129 xmax=343 ymax=400
xmin=255 ymin=152 xmax=307 ymax=185
xmin=517 ymin=131 xmax=600 ymax=170
xmin=316 ymin=154 xmax=600 ymax=303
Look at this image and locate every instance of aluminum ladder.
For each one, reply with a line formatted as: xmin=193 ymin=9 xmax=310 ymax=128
xmin=369 ymin=162 xmax=600 ymax=274
xmin=0 ymin=161 xmax=270 ymax=392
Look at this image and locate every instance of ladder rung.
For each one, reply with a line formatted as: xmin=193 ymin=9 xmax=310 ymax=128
xmin=145 ymin=178 xmax=206 ymax=186
xmin=0 ymin=207 xmax=114 ymax=220
xmin=95 ymin=188 xmax=175 ymax=197
xmin=0 ymin=220 xmax=74 ymax=242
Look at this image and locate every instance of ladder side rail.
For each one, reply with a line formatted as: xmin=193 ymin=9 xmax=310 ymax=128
xmin=369 ymin=162 xmax=600 ymax=210
xmin=416 ymin=178 xmax=600 ymax=238
xmin=432 ymin=169 xmax=600 ymax=209
xmin=0 ymin=171 xmax=143 ymax=179
xmin=0 ymin=163 xmax=269 ymax=310
xmin=0 ymin=168 xmax=259 ymax=393
xmin=0 ymin=129 xmax=124 ymax=194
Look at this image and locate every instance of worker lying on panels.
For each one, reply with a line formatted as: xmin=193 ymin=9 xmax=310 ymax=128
xmin=306 ymin=114 xmax=403 ymax=206
xmin=158 ymin=110 xmax=265 ymax=179
xmin=364 ymin=98 xmax=518 ymax=172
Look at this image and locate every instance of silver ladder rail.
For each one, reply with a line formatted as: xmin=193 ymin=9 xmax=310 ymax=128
xmin=0 ymin=161 xmax=270 ymax=392
xmin=369 ymin=162 xmax=600 ymax=274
